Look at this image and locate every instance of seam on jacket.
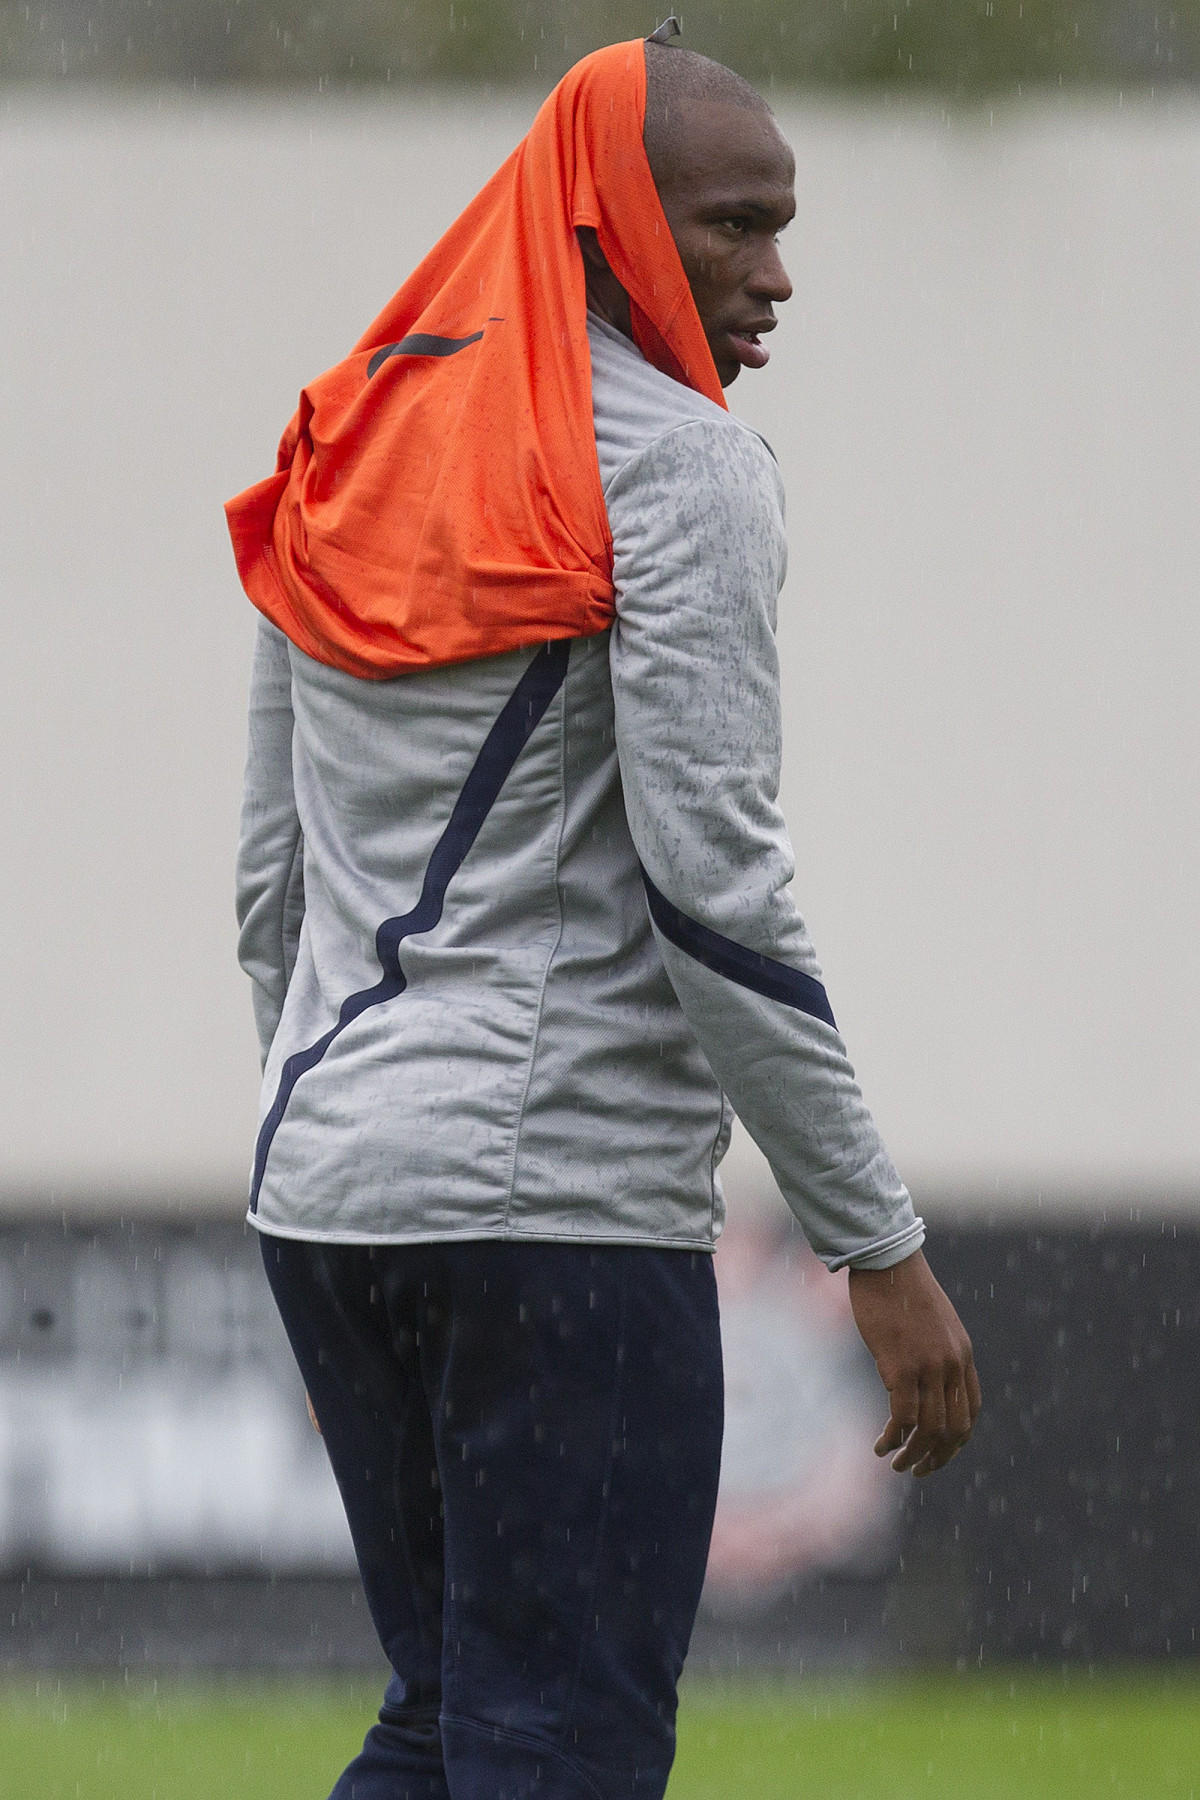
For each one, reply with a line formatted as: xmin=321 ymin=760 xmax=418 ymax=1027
xmin=280 ymin=825 xmax=305 ymax=993
xmin=502 ymin=645 xmax=571 ymax=1231
xmin=278 ymin=652 xmax=302 ymax=995
xmin=248 ymin=809 xmax=302 ymax=1068
xmin=600 ymin=414 xmax=775 ymax=504
xmin=707 ymin=1093 xmax=729 ymax=1241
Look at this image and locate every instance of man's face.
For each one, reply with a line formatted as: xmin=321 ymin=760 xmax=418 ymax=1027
xmin=655 ymin=101 xmax=796 ymax=387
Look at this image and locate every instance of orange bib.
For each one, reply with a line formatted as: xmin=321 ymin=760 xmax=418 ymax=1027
xmin=224 ymin=39 xmax=726 ymax=680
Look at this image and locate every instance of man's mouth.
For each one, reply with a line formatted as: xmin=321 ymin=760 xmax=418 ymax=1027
xmin=724 ymin=324 xmax=774 ymax=370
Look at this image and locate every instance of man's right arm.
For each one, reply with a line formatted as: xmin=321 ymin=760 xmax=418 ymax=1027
xmin=236 ymin=619 xmax=304 ymax=1067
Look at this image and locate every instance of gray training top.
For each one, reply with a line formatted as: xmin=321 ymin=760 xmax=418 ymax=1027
xmin=235 ymin=314 xmax=924 ymax=1271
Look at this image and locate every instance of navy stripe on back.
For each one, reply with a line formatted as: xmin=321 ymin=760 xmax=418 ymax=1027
xmin=250 ymin=639 xmax=571 ymax=1212
xmin=641 ymin=870 xmax=837 ymax=1031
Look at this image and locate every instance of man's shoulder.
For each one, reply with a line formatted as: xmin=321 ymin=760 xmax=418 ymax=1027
xmin=588 ymin=315 xmax=772 ymax=498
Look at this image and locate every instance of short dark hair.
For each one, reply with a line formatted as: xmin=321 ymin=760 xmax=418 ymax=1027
xmin=643 ymin=43 xmax=771 ymax=186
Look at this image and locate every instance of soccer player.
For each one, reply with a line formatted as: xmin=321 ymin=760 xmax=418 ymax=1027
xmin=230 ymin=31 xmax=980 ymax=1800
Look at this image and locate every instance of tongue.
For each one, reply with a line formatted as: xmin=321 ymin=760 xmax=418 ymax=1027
xmin=729 ymin=333 xmax=770 ymax=370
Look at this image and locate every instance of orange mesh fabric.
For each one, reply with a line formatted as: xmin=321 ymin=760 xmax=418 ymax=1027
xmin=224 ymin=39 xmax=725 ymax=679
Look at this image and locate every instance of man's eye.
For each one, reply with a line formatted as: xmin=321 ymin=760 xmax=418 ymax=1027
xmin=720 ymin=217 xmax=749 ymax=235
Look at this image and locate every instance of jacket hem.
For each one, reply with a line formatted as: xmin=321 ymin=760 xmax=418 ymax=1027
xmin=245 ymin=1210 xmax=717 ymax=1253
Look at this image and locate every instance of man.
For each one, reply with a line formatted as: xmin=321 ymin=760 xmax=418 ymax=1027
xmin=230 ymin=32 xmax=980 ymax=1800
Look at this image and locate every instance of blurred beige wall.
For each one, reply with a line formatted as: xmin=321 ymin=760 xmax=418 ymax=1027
xmin=1 ymin=90 xmax=1196 ymax=1218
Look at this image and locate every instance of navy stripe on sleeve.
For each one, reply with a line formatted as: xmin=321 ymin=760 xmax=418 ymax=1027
xmin=641 ymin=869 xmax=837 ymax=1030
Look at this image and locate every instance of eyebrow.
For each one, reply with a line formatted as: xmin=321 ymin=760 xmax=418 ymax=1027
xmin=704 ymin=197 xmax=796 ymax=226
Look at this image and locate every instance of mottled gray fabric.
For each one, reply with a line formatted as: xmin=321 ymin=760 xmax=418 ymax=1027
xmin=233 ymin=315 xmax=922 ymax=1270
xmin=237 ymin=625 xmax=303 ymax=1056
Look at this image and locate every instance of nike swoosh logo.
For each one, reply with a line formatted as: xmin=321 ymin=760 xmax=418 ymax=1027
xmin=366 ymin=330 xmax=485 ymax=378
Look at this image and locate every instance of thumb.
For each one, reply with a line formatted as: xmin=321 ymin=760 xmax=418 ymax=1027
xmin=874 ymin=1415 xmax=906 ymax=1457
xmin=875 ymin=1373 xmax=917 ymax=1458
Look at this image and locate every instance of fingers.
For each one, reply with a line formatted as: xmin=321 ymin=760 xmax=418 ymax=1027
xmin=891 ymin=1373 xmax=947 ymax=1476
xmin=875 ymin=1372 xmax=976 ymax=1474
xmin=945 ymin=1363 xmax=973 ymax=1445
xmin=305 ymin=1390 xmax=323 ymax=1436
xmin=873 ymin=1416 xmax=906 ymax=1458
xmin=966 ymin=1352 xmax=983 ymax=1422
xmin=893 ymin=1354 xmax=979 ymax=1477
xmin=874 ymin=1375 xmax=918 ymax=1459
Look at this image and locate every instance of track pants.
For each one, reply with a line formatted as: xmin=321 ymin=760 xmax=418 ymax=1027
xmin=259 ymin=1235 xmax=724 ymax=1800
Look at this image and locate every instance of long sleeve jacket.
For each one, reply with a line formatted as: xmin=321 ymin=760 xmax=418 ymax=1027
xmin=235 ymin=316 xmax=923 ymax=1271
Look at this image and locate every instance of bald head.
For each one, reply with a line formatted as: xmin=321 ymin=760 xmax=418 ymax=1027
xmin=643 ymin=44 xmax=773 ymax=192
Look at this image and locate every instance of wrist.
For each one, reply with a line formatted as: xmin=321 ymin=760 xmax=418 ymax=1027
xmin=848 ymin=1247 xmax=930 ymax=1291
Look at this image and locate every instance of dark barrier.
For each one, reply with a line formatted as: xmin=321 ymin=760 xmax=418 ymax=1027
xmin=900 ymin=1218 xmax=1199 ymax=1662
xmin=691 ymin=1214 xmax=1199 ymax=1669
xmin=0 ymin=1215 xmax=1195 ymax=1668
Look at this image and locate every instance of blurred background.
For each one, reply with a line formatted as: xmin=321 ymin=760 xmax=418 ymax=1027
xmin=1 ymin=3 xmax=1198 ymax=1794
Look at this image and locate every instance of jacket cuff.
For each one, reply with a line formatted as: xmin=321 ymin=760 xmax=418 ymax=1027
xmin=827 ymin=1217 xmax=926 ymax=1273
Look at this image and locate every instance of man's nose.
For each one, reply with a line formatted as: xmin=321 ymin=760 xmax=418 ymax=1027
xmin=749 ymin=239 xmax=793 ymax=305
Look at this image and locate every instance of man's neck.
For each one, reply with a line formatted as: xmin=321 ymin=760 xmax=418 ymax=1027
xmin=578 ymin=228 xmax=634 ymax=341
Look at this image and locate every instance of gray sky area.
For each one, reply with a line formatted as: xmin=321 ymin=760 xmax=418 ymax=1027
xmin=1 ymin=91 xmax=1197 ymax=1219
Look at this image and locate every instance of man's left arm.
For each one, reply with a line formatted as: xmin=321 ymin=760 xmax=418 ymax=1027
xmin=608 ymin=417 xmax=980 ymax=1472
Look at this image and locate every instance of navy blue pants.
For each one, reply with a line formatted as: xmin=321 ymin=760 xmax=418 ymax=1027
xmin=260 ymin=1235 xmax=724 ymax=1800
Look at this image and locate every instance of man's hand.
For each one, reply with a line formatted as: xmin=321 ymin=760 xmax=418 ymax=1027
xmin=848 ymin=1250 xmax=981 ymax=1478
